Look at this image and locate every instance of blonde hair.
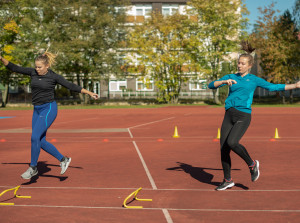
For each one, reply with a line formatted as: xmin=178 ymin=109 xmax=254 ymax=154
xmin=239 ymin=40 xmax=256 ymax=66
xmin=35 ymin=48 xmax=57 ymax=67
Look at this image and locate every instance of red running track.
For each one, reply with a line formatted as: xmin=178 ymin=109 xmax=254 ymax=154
xmin=0 ymin=106 xmax=300 ymax=223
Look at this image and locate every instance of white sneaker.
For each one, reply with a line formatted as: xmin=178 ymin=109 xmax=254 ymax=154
xmin=60 ymin=157 xmax=71 ymax=175
xmin=21 ymin=166 xmax=38 ymax=179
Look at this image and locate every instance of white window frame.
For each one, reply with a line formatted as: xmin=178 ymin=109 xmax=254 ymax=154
xmin=162 ymin=4 xmax=179 ymax=16
xmin=189 ymin=80 xmax=207 ymax=91
xmin=136 ymin=78 xmax=154 ymax=91
xmin=135 ymin=4 xmax=152 ymax=18
xmin=109 ymin=80 xmax=127 ymax=92
xmin=94 ymin=81 xmax=100 ymax=96
xmin=8 ymin=85 xmax=18 ymax=93
xmin=26 ymin=85 xmax=31 ymax=93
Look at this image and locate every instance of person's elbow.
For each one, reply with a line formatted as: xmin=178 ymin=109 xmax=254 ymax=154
xmin=208 ymin=82 xmax=216 ymax=89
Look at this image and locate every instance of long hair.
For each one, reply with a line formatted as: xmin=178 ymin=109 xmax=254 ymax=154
xmin=35 ymin=47 xmax=57 ymax=67
xmin=239 ymin=40 xmax=256 ymax=66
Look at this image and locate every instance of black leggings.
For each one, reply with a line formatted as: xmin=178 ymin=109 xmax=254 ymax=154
xmin=220 ymin=108 xmax=253 ymax=180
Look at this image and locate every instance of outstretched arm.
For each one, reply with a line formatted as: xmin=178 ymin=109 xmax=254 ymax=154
xmin=212 ymin=79 xmax=237 ymax=88
xmin=285 ymin=81 xmax=300 ymax=90
xmin=81 ymin=88 xmax=99 ymax=100
xmin=0 ymin=54 xmax=34 ymax=75
xmin=0 ymin=54 xmax=9 ymax=66
xmin=208 ymin=74 xmax=237 ymax=89
xmin=55 ymin=73 xmax=99 ymax=100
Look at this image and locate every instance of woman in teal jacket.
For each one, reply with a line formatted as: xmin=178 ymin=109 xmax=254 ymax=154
xmin=208 ymin=41 xmax=300 ymax=191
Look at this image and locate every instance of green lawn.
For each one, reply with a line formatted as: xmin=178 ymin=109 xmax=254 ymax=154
xmin=1 ymin=102 xmax=300 ymax=110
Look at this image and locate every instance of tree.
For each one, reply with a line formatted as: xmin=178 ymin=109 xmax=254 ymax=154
xmin=0 ymin=21 xmax=19 ymax=107
xmin=25 ymin=0 xmax=128 ymax=103
xmin=127 ymin=13 xmax=200 ymax=103
xmin=293 ymin=0 xmax=300 ymax=29
xmin=251 ymin=3 xmax=300 ymax=103
xmin=1 ymin=0 xmax=128 ymax=104
xmin=0 ymin=1 xmax=32 ymax=107
xmin=186 ymin=0 xmax=249 ymax=104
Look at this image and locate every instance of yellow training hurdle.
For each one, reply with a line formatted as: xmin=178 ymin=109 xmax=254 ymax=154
xmin=0 ymin=185 xmax=31 ymax=205
xmin=123 ymin=187 xmax=152 ymax=208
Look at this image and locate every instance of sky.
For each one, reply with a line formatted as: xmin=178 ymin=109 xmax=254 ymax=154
xmin=244 ymin=0 xmax=296 ymax=33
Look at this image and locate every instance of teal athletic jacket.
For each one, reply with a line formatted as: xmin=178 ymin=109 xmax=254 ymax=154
xmin=208 ymin=73 xmax=285 ymax=114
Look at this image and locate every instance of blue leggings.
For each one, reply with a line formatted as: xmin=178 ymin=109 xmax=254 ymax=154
xmin=30 ymin=101 xmax=64 ymax=167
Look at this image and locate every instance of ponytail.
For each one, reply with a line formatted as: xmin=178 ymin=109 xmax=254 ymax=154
xmin=239 ymin=40 xmax=256 ymax=66
xmin=35 ymin=47 xmax=57 ymax=67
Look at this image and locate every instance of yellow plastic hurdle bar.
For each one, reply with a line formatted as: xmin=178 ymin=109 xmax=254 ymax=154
xmin=0 ymin=185 xmax=31 ymax=205
xmin=123 ymin=187 xmax=152 ymax=209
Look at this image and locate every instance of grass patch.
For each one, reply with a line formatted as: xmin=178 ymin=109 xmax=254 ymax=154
xmin=252 ymin=104 xmax=300 ymax=107
xmin=0 ymin=103 xmax=211 ymax=110
xmin=1 ymin=101 xmax=300 ymax=110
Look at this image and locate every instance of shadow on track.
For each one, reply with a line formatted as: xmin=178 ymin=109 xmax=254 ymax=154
xmin=166 ymin=162 xmax=249 ymax=190
xmin=2 ymin=161 xmax=82 ymax=185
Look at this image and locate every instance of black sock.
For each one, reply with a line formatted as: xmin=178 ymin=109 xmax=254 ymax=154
xmin=60 ymin=157 xmax=66 ymax=162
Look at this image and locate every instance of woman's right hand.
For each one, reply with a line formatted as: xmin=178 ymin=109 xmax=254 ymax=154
xmin=0 ymin=55 xmax=9 ymax=66
xmin=223 ymin=79 xmax=237 ymax=87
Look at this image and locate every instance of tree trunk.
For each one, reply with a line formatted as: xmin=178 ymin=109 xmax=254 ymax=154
xmin=1 ymin=84 xmax=9 ymax=107
xmin=212 ymin=88 xmax=220 ymax=104
xmin=79 ymin=92 xmax=85 ymax=104
xmin=106 ymin=79 xmax=110 ymax=100
xmin=289 ymin=90 xmax=293 ymax=103
xmin=282 ymin=92 xmax=286 ymax=104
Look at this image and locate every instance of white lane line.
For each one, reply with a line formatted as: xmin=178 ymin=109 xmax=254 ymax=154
xmin=1 ymin=186 xmax=300 ymax=192
xmin=0 ymin=128 xmax=128 ymax=133
xmin=166 ymin=209 xmax=300 ymax=212
xmin=6 ymin=205 xmax=300 ymax=212
xmin=132 ymin=141 xmax=157 ymax=190
xmin=128 ymin=117 xmax=175 ymax=129
xmin=127 ymin=128 xmax=133 ymax=138
xmin=51 ymin=117 xmax=100 ymax=126
xmin=162 ymin=209 xmax=174 ymax=223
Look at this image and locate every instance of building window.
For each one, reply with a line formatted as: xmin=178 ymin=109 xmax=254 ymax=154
xmin=94 ymin=82 xmax=100 ymax=96
xmin=26 ymin=85 xmax=31 ymax=93
xmin=189 ymin=80 xmax=207 ymax=90
xmin=9 ymin=85 xmax=18 ymax=93
xmin=109 ymin=80 xmax=127 ymax=91
xmin=136 ymin=78 xmax=154 ymax=91
xmin=135 ymin=4 xmax=152 ymax=18
xmin=126 ymin=4 xmax=152 ymax=23
xmin=162 ymin=4 xmax=179 ymax=16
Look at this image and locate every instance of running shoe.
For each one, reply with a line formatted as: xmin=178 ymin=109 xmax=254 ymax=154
xmin=60 ymin=157 xmax=71 ymax=175
xmin=249 ymin=160 xmax=260 ymax=182
xmin=21 ymin=166 xmax=38 ymax=179
xmin=215 ymin=179 xmax=235 ymax=191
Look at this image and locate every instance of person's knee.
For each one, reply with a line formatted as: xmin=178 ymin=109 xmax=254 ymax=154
xmin=226 ymin=138 xmax=239 ymax=149
xmin=221 ymin=144 xmax=230 ymax=155
xmin=31 ymin=135 xmax=40 ymax=144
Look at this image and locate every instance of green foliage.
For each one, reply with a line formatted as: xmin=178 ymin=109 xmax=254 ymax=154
xmin=1 ymin=0 xmax=129 ymax=104
xmin=293 ymin=0 xmax=300 ymax=29
xmin=127 ymin=13 xmax=200 ymax=103
xmin=251 ymin=3 xmax=300 ymax=85
xmin=187 ymin=0 xmax=249 ymax=104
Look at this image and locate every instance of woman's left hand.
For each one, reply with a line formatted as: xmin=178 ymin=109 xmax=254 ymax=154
xmin=90 ymin=93 xmax=99 ymax=99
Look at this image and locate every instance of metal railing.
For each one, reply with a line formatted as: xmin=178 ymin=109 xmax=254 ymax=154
xmin=103 ymin=90 xmax=213 ymax=99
